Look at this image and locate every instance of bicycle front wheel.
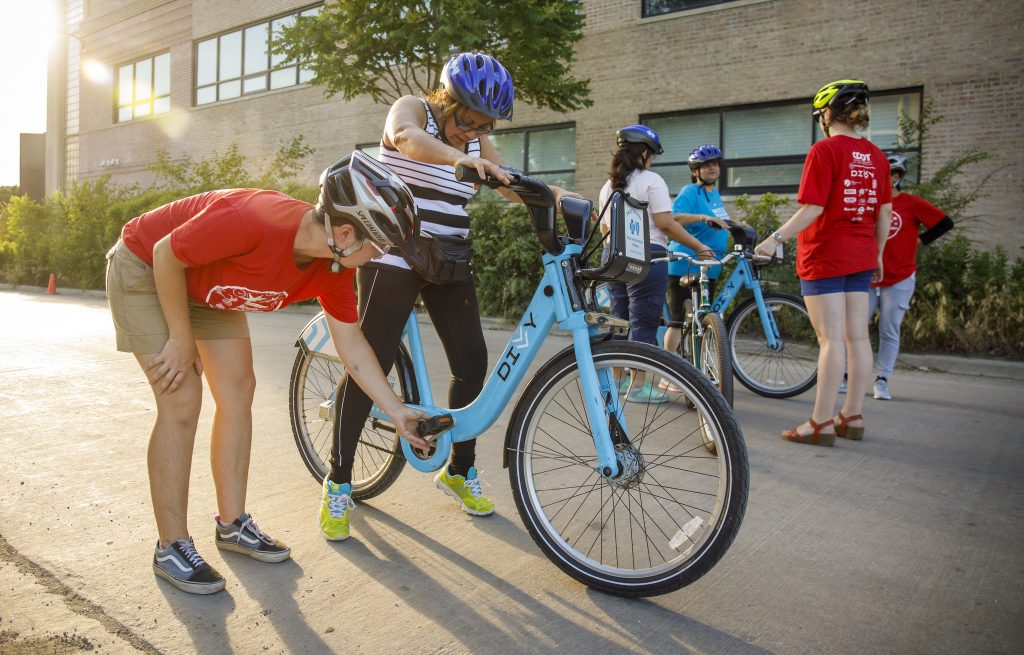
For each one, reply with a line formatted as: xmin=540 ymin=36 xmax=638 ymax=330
xmin=508 ymin=341 xmax=748 ymax=597
xmin=289 ymin=346 xmax=413 ymax=499
xmin=727 ymin=292 xmax=817 ymax=399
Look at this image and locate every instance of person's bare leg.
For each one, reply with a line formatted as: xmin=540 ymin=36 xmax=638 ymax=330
xmin=664 ymin=326 xmax=681 ymax=353
xmin=796 ymin=293 xmax=846 ymax=436
xmin=841 ymin=292 xmax=871 ymax=428
xmin=136 ymin=353 xmax=203 ymax=547
xmin=196 ymin=338 xmax=256 ymax=523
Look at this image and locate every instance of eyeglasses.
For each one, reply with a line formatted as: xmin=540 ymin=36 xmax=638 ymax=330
xmin=369 ymin=241 xmax=390 ymax=257
xmin=453 ymin=112 xmax=495 ymax=136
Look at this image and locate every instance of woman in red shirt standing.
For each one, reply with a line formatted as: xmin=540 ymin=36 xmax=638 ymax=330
xmin=755 ymin=80 xmax=892 ymax=446
xmin=105 ymin=153 xmax=430 ymax=594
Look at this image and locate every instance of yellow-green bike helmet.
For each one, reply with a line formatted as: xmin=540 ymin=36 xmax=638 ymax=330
xmin=812 ymin=80 xmax=869 ymax=117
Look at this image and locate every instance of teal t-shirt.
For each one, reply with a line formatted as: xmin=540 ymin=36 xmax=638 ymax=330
xmin=667 ymin=183 xmax=730 ymax=278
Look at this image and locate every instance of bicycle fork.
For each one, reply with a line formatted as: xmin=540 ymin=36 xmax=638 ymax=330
xmin=568 ymin=324 xmax=625 ymax=480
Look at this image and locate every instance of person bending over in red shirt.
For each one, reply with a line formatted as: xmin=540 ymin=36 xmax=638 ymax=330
xmin=105 ymin=152 xmax=430 ymax=594
xmin=755 ymin=80 xmax=892 ymax=446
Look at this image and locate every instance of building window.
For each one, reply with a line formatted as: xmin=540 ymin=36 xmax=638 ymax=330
xmin=116 ymin=53 xmax=171 ymax=123
xmin=195 ymin=4 xmax=320 ymax=106
xmin=644 ymin=89 xmax=922 ymax=195
xmin=642 ymin=0 xmax=743 ymax=18
xmin=491 ymin=125 xmax=576 ymax=190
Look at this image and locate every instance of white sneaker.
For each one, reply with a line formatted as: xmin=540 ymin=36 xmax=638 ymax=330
xmin=838 ymin=378 xmax=848 ymax=394
xmin=873 ymin=378 xmax=891 ymax=400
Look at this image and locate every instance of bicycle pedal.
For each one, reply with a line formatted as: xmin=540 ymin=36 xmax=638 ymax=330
xmin=417 ymin=414 xmax=454 ymax=442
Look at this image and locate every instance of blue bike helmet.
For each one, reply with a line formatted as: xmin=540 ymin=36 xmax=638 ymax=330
xmin=616 ymin=124 xmax=664 ymax=155
xmin=441 ymin=52 xmax=514 ymax=120
xmin=688 ymin=144 xmax=723 ymax=170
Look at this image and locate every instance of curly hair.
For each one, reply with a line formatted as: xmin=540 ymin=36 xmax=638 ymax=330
xmin=828 ymin=101 xmax=870 ymax=130
xmin=608 ymin=143 xmax=650 ymax=190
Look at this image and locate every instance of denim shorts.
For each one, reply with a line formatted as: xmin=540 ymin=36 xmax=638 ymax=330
xmin=800 ymin=269 xmax=874 ymax=296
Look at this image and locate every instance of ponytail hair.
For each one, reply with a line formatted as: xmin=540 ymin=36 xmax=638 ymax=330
xmin=609 ymin=143 xmax=649 ymax=190
xmin=830 ymin=101 xmax=870 ymax=130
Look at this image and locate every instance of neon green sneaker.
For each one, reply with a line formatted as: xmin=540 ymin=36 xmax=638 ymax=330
xmin=319 ymin=478 xmax=355 ymax=541
xmin=435 ymin=466 xmax=495 ymax=516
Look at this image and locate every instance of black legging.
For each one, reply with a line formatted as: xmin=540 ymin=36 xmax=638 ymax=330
xmin=329 ymin=264 xmax=488 ymax=484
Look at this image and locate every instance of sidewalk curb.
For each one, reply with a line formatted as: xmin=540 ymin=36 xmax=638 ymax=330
xmin=5 ymin=286 xmax=1020 ymax=381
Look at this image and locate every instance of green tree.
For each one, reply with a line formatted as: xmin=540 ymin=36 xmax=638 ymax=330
xmin=148 ymin=136 xmax=316 ymax=198
xmin=273 ymin=0 xmax=591 ymax=112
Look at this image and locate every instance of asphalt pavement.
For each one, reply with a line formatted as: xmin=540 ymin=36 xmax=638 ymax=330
xmin=1 ymin=289 xmax=1022 ymax=655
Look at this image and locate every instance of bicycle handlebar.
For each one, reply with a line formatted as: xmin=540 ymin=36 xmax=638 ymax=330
xmin=455 ymin=164 xmax=563 ymax=255
xmin=650 ymin=251 xmax=742 ymax=268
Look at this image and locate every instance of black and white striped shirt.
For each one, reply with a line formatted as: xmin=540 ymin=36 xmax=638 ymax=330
xmin=372 ymin=98 xmax=480 ymax=271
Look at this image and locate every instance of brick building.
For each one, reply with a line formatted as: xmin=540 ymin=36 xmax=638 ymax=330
xmin=48 ymin=0 xmax=1023 ymax=254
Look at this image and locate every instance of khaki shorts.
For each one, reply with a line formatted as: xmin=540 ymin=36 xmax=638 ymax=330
xmin=105 ymin=239 xmax=249 ymax=353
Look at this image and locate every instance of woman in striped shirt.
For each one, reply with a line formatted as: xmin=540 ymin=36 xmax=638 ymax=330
xmin=318 ymin=53 xmax=577 ymax=540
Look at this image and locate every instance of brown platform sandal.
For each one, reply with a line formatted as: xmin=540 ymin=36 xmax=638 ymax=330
xmin=781 ymin=417 xmax=835 ymax=446
xmin=834 ymin=412 xmax=864 ymax=440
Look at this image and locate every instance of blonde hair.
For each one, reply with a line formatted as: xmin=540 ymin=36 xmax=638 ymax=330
xmin=425 ymin=87 xmax=462 ymax=128
xmin=830 ymin=102 xmax=871 ymax=130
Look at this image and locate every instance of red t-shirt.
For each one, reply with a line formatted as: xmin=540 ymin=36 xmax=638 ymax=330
xmin=795 ymin=135 xmax=892 ymax=280
xmin=120 ymin=189 xmax=357 ymax=322
xmin=875 ymin=192 xmax=945 ymax=287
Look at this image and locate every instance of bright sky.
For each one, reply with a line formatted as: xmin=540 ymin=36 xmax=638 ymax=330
xmin=0 ymin=1 xmax=57 ymax=187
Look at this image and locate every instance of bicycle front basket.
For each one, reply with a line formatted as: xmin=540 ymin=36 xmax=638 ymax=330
xmin=579 ymin=190 xmax=651 ymax=285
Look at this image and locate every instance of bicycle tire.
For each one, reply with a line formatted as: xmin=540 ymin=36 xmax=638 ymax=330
xmin=726 ymin=292 xmax=818 ymax=399
xmin=507 ymin=341 xmax=748 ymax=597
xmin=698 ymin=313 xmax=734 ymax=407
xmin=288 ymin=345 xmax=413 ymax=500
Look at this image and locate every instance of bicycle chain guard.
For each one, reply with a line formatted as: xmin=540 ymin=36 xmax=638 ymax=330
xmin=401 ymin=432 xmax=452 ymax=472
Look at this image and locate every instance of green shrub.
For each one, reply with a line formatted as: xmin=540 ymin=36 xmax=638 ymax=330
xmin=470 ymin=194 xmax=542 ymax=319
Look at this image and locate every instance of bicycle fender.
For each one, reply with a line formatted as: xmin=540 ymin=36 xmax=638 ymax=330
xmin=294 ymin=311 xmax=339 ymax=361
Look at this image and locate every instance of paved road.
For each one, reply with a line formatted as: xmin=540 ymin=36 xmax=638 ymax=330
xmin=1 ymin=290 xmax=1022 ymax=655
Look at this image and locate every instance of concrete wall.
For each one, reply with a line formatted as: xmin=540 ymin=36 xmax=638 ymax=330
xmin=69 ymin=0 xmax=1023 ymax=254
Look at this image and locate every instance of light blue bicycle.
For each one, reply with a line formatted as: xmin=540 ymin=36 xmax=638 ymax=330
xmin=653 ymin=221 xmax=817 ymax=399
xmin=289 ymin=167 xmax=747 ymax=597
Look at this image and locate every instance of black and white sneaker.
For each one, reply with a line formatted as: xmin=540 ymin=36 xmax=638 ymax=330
xmin=215 ymin=513 xmax=291 ymax=563
xmin=153 ymin=537 xmax=226 ymax=594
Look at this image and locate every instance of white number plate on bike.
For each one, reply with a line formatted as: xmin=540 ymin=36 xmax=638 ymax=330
xmin=624 ymin=204 xmax=645 ymax=261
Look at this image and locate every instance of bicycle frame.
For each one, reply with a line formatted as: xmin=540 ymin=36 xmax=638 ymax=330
xmin=298 ymin=243 xmax=627 ymax=477
xmin=655 ymin=252 xmax=783 ymax=352
xmin=710 ymin=256 xmax=784 ymax=351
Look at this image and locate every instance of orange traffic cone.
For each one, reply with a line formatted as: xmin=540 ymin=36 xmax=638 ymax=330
xmin=47 ymin=273 xmax=57 ymax=294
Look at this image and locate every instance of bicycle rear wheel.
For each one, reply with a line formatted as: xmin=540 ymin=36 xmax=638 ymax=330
xmin=507 ymin=341 xmax=748 ymax=597
xmin=727 ymin=292 xmax=817 ymax=398
xmin=288 ymin=345 xmax=414 ymax=499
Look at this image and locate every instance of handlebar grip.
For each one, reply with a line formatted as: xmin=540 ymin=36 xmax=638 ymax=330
xmin=416 ymin=413 xmax=454 ymax=442
xmin=454 ymin=165 xmax=485 ymax=184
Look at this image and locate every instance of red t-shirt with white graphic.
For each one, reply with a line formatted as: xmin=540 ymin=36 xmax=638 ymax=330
xmin=875 ymin=192 xmax=945 ymax=287
xmin=795 ymin=135 xmax=892 ymax=280
xmin=121 ymin=189 xmax=357 ymax=322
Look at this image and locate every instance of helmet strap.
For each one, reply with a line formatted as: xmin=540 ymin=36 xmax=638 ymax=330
xmin=323 ymin=211 xmax=367 ymax=272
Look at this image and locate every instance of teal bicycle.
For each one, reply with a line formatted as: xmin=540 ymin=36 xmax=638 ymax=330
xmin=289 ymin=168 xmax=748 ymax=597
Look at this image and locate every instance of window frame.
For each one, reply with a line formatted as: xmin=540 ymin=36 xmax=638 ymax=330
xmin=490 ymin=122 xmax=577 ymax=184
xmin=193 ymin=3 xmax=322 ymax=107
xmin=642 ymin=0 xmax=745 ymax=18
xmin=114 ymin=51 xmax=172 ymax=124
xmin=642 ymin=87 xmax=924 ymax=196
